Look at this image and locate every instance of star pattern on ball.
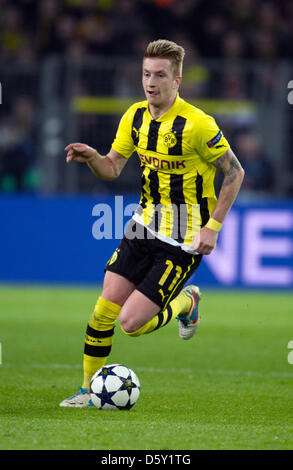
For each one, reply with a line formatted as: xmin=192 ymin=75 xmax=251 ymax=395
xmin=100 ymin=386 xmax=119 ymax=408
xmin=90 ymin=364 xmax=140 ymax=410
xmin=100 ymin=367 xmax=117 ymax=377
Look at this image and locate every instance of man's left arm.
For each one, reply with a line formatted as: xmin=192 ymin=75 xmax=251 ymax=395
xmin=192 ymin=148 xmax=245 ymax=255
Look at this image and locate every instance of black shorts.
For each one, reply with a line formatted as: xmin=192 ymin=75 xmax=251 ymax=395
xmin=105 ymin=222 xmax=202 ymax=311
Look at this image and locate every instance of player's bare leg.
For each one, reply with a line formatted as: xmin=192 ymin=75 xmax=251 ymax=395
xmin=119 ymin=285 xmax=200 ymax=339
xmin=119 ymin=290 xmax=161 ymax=334
xmin=101 ymin=271 xmax=136 ymax=306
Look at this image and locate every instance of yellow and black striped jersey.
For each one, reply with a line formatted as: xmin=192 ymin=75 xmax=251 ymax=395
xmin=112 ymin=94 xmax=230 ymax=249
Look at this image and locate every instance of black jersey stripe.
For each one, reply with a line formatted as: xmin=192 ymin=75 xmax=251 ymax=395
xmin=139 ymin=172 xmax=148 ymax=209
xmin=149 ymin=170 xmax=161 ymax=204
xmin=168 ymin=115 xmax=187 ymax=155
xmin=148 ymin=169 xmax=162 ymax=233
xmin=131 ymin=107 xmax=146 ymax=145
xmin=169 ymin=174 xmax=188 ymax=243
xmin=147 ymin=120 xmax=161 ymax=151
xmin=195 ymin=173 xmax=209 ymax=227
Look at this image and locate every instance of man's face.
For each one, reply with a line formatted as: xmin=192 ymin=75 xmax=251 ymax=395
xmin=142 ymin=57 xmax=181 ymax=108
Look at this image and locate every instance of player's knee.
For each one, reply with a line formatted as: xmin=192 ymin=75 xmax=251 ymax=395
xmin=119 ymin=315 xmax=140 ymax=336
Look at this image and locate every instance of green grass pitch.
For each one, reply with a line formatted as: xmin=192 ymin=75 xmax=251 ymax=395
xmin=0 ymin=285 xmax=293 ymax=450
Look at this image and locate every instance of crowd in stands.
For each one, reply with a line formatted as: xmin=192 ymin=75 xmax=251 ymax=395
xmin=0 ymin=0 xmax=290 ymax=194
xmin=1 ymin=0 xmax=292 ymax=63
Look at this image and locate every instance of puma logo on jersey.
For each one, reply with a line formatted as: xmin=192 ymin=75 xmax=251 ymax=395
xmin=132 ymin=127 xmax=139 ymax=138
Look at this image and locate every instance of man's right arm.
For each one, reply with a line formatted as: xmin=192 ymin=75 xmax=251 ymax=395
xmin=65 ymin=143 xmax=129 ymax=181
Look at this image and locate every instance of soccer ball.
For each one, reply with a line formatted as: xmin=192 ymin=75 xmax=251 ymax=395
xmin=90 ymin=364 xmax=140 ymax=410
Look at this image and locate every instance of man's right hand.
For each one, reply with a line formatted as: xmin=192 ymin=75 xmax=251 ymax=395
xmin=65 ymin=143 xmax=98 ymax=164
xmin=65 ymin=144 xmax=128 ymax=181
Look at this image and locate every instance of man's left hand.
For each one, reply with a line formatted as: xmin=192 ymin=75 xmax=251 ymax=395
xmin=191 ymin=227 xmax=218 ymax=255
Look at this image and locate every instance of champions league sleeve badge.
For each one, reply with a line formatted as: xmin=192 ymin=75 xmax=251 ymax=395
xmin=206 ymin=130 xmax=222 ymax=148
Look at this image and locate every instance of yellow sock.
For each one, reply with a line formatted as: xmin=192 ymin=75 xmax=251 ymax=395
xmin=121 ymin=290 xmax=192 ymax=337
xmin=82 ymin=297 xmax=121 ymax=389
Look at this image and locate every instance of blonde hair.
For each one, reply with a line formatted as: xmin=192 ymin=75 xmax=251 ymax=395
xmin=144 ymin=39 xmax=185 ymax=77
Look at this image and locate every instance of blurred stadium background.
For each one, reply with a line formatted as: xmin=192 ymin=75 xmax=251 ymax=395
xmin=0 ymin=0 xmax=292 ymax=288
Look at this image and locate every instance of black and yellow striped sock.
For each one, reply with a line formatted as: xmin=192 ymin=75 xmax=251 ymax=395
xmin=82 ymin=296 xmax=121 ymax=389
xmin=120 ymin=290 xmax=191 ymax=337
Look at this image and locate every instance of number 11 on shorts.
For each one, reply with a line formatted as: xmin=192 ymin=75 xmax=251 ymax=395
xmin=158 ymin=259 xmax=182 ymax=291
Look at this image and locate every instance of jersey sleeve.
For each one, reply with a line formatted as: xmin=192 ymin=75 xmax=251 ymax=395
xmin=112 ymin=106 xmax=136 ymax=159
xmin=193 ymin=113 xmax=230 ymax=162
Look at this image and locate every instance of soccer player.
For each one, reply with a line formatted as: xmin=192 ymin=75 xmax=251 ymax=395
xmin=60 ymin=39 xmax=244 ymax=407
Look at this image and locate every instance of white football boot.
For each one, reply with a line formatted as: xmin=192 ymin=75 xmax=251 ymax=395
xmin=59 ymin=387 xmax=93 ymax=407
xmin=176 ymin=285 xmax=201 ymax=340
